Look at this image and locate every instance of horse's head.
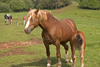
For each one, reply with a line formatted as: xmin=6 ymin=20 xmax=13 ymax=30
xmin=24 ymin=9 xmax=40 ymax=34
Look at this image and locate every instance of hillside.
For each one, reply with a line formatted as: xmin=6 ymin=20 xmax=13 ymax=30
xmin=0 ymin=3 xmax=100 ymax=67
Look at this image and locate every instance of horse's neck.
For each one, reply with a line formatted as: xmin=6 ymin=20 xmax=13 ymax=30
xmin=39 ymin=15 xmax=59 ymax=31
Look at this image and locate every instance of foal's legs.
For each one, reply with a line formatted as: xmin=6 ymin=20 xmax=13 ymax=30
xmin=44 ymin=42 xmax=51 ymax=67
xmin=56 ymin=39 xmax=61 ymax=67
xmin=62 ymin=43 xmax=69 ymax=63
xmin=71 ymin=47 xmax=76 ymax=67
xmin=70 ymin=42 xmax=76 ymax=67
xmin=79 ymin=47 xmax=85 ymax=67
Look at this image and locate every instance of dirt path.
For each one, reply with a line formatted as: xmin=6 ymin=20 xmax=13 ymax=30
xmin=0 ymin=38 xmax=43 ymax=57
xmin=0 ymin=38 xmax=43 ymax=49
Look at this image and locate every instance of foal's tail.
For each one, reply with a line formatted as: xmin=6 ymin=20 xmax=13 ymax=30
xmin=75 ymin=31 xmax=84 ymax=46
xmin=75 ymin=34 xmax=83 ymax=46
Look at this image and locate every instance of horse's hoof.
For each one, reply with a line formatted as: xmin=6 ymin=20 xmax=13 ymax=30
xmin=71 ymin=64 xmax=75 ymax=67
xmin=58 ymin=66 xmax=61 ymax=67
xmin=47 ymin=66 xmax=50 ymax=67
xmin=47 ymin=63 xmax=51 ymax=67
xmin=58 ymin=62 xmax=62 ymax=67
xmin=81 ymin=63 xmax=84 ymax=67
xmin=72 ymin=66 xmax=75 ymax=67
xmin=65 ymin=59 xmax=69 ymax=63
xmin=69 ymin=59 xmax=73 ymax=63
xmin=65 ymin=60 xmax=69 ymax=63
xmin=71 ymin=65 xmax=75 ymax=67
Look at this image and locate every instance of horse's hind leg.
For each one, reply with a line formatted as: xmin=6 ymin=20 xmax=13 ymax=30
xmin=44 ymin=42 xmax=51 ymax=67
xmin=71 ymin=47 xmax=76 ymax=67
xmin=70 ymin=42 xmax=76 ymax=67
xmin=62 ymin=43 xmax=69 ymax=63
xmin=79 ymin=46 xmax=85 ymax=67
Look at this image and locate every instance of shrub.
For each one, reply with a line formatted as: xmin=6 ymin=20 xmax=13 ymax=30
xmin=1 ymin=0 xmax=12 ymax=4
xmin=9 ymin=0 xmax=25 ymax=12
xmin=61 ymin=0 xmax=72 ymax=6
xmin=0 ymin=2 xmax=11 ymax=13
xmin=79 ymin=0 xmax=100 ymax=9
xmin=34 ymin=0 xmax=72 ymax=9
xmin=23 ymin=0 xmax=34 ymax=11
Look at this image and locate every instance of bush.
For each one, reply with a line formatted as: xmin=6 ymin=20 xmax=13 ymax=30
xmin=9 ymin=0 xmax=25 ymax=12
xmin=79 ymin=0 xmax=100 ymax=9
xmin=0 ymin=2 xmax=11 ymax=13
xmin=1 ymin=0 xmax=12 ymax=4
xmin=34 ymin=0 xmax=72 ymax=9
xmin=34 ymin=0 xmax=56 ymax=9
xmin=61 ymin=0 xmax=72 ymax=6
xmin=23 ymin=0 xmax=34 ymax=11
xmin=0 ymin=0 xmax=72 ymax=12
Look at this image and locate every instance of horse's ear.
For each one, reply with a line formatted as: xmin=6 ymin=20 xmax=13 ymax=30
xmin=35 ymin=8 xmax=39 ymax=15
xmin=30 ymin=8 xmax=32 ymax=11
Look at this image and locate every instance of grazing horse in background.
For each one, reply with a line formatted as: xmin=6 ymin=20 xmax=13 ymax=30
xmin=24 ymin=9 xmax=86 ymax=67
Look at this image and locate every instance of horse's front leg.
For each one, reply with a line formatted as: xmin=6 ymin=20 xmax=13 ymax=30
xmin=44 ymin=41 xmax=51 ymax=67
xmin=56 ymin=39 xmax=61 ymax=67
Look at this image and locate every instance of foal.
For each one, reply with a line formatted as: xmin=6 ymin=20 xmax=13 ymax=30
xmin=24 ymin=9 xmax=86 ymax=67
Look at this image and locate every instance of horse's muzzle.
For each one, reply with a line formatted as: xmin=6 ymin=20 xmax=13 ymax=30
xmin=24 ymin=28 xmax=32 ymax=34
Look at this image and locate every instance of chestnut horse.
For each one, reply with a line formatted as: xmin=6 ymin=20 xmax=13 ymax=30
xmin=24 ymin=9 xmax=86 ymax=67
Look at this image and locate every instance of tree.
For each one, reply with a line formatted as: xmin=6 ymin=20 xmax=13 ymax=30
xmin=1 ymin=0 xmax=11 ymax=4
xmin=34 ymin=0 xmax=53 ymax=9
xmin=56 ymin=0 xmax=64 ymax=9
xmin=23 ymin=0 xmax=34 ymax=11
xmin=9 ymin=0 xmax=25 ymax=12
xmin=0 ymin=0 xmax=72 ymax=12
xmin=72 ymin=0 xmax=80 ymax=2
xmin=61 ymin=0 xmax=72 ymax=6
xmin=0 ymin=2 xmax=11 ymax=12
xmin=34 ymin=0 xmax=72 ymax=9
xmin=79 ymin=0 xmax=100 ymax=9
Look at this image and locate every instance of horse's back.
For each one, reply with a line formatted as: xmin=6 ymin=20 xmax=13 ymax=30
xmin=60 ymin=18 xmax=77 ymax=32
xmin=58 ymin=18 xmax=77 ymax=43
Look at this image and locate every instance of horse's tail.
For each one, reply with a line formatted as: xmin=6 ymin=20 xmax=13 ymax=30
xmin=75 ymin=33 xmax=83 ymax=46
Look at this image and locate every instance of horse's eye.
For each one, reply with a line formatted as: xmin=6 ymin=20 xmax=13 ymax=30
xmin=31 ymin=18 xmax=35 ymax=22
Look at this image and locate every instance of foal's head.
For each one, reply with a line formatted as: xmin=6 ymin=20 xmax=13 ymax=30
xmin=24 ymin=9 xmax=40 ymax=34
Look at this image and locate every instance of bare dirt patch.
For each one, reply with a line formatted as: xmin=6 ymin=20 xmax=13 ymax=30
xmin=0 ymin=38 xmax=43 ymax=57
xmin=0 ymin=47 xmax=34 ymax=57
xmin=0 ymin=38 xmax=43 ymax=49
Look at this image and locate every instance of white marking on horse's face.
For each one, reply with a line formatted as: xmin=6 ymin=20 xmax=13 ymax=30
xmin=25 ymin=15 xmax=32 ymax=28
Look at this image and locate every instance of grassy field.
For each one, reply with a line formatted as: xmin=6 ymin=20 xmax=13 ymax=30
xmin=0 ymin=3 xmax=100 ymax=67
xmin=0 ymin=12 xmax=42 ymax=42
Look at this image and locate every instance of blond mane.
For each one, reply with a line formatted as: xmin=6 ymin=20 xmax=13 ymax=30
xmin=27 ymin=9 xmax=55 ymax=21
xmin=37 ymin=10 xmax=54 ymax=21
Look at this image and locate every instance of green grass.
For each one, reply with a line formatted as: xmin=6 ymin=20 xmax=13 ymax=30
xmin=0 ymin=3 xmax=100 ymax=67
xmin=0 ymin=12 xmax=42 ymax=42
